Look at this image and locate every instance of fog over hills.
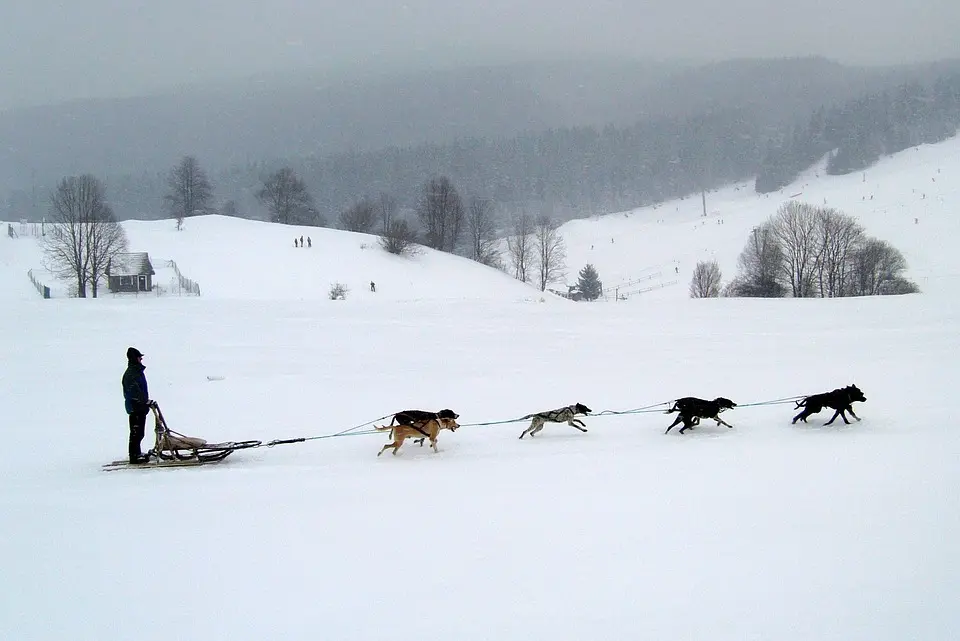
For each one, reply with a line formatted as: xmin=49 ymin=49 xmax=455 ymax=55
xmin=0 ymin=57 xmax=923 ymax=194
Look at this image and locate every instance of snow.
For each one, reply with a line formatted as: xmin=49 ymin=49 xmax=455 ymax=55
xmin=2 ymin=137 xmax=960 ymax=640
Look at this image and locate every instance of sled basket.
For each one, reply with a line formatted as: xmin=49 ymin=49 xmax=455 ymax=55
xmin=148 ymin=403 xmax=261 ymax=464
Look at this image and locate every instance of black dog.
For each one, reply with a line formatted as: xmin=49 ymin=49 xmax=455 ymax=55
xmin=792 ymin=385 xmax=866 ymax=425
xmin=390 ymin=409 xmax=460 ymax=444
xmin=664 ymin=397 xmax=737 ymax=434
xmin=390 ymin=409 xmax=459 ymax=427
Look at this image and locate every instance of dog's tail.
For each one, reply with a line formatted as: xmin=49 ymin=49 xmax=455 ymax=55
xmin=794 ymin=398 xmax=808 ymax=409
xmin=375 ymin=424 xmax=394 ymax=436
xmin=519 ymin=413 xmax=535 ymax=420
xmin=664 ymin=402 xmax=680 ymax=414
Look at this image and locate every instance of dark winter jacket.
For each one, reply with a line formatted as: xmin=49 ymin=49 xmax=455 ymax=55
xmin=122 ymin=361 xmax=149 ymax=414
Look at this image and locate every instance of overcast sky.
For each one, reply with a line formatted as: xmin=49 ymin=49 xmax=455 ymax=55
xmin=1 ymin=0 xmax=957 ymax=111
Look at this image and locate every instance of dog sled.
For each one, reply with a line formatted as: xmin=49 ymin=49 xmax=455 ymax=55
xmin=103 ymin=402 xmax=261 ymax=471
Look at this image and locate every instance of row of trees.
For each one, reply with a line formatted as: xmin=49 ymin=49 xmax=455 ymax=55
xmin=43 ymin=175 xmax=128 ymax=297
xmin=756 ymin=70 xmax=960 ymax=191
xmin=691 ymin=201 xmax=918 ymax=299
xmin=86 ymin=103 xmax=770 ymax=228
xmin=164 ymin=156 xmax=321 ymax=227
xmin=503 ymin=212 xmax=566 ymax=291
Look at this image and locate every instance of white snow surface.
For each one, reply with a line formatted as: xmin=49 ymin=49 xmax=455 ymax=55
xmin=2 ymin=137 xmax=959 ymax=640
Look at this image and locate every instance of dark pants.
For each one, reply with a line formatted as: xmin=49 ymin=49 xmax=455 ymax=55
xmin=128 ymin=410 xmax=149 ymax=462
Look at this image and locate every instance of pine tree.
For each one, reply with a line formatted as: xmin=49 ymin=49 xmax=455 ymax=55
xmin=576 ymin=264 xmax=602 ymax=301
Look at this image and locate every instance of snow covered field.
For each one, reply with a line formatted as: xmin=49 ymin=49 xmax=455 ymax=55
xmin=2 ymin=137 xmax=959 ymax=640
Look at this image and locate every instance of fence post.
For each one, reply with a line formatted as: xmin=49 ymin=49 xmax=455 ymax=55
xmin=43 ymin=286 xmax=50 ymax=299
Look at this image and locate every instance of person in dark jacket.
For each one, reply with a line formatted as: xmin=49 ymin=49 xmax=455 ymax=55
xmin=122 ymin=347 xmax=153 ymax=463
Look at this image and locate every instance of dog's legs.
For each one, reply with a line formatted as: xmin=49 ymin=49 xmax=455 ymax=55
xmin=825 ymin=409 xmax=843 ymax=425
xmin=430 ymin=437 xmax=438 ymax=453
xmin=389 ymin=434 xmax=407 ymax=455
xmin=519 ymin=419 xmax=538 ymax=439
xmin=848 ymin=407 xmax=861 ymax=422
xmin=522 ymin=417 xmax=545 ymax=438
xmin=378 ymin=441 xmax=397 ymax=456
xmin=792 ymin=410 xmax=809 ymax=424
xmin=716 ymin=417 xmax=734 ymax=429
xmin=567 ymin=420 xmax=588 ymax=433
xmin=531 ymin=419 xmax=546 ymax=437
xmin=678 ymin=417 xmax=696 ymax=434
xmin=665 ymin=415 xmax=683 ymax=434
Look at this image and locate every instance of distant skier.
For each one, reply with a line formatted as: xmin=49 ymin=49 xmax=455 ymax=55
xmin=370 ymin=281 xmax=376 ymax=293
xmin=122 ymin=347 xmax=153 ymax=464
xmin=307 ymin=237 xmax=312 ymax=248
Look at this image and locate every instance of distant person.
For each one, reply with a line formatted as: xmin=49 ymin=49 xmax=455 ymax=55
xmin=370 ymin=281 xmax=376 ymax=293
xmin=294 ymin=238 xmax=298 ymax=247
xmin=307 ymin=237 xmax=312 ymax=248
xmin=122 ymin=347 xmax=153 ymax=464
xmin=300 ymin=235 xmax=304 ymax=246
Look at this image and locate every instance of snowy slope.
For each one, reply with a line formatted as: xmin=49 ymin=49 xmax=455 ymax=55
xmin=2 ymin=137 xmax=959 ymax=641
xmin=2 ymin=216 xmax=551 ymax=302
xmin=562 ymin=136 xmax=960 ymax=298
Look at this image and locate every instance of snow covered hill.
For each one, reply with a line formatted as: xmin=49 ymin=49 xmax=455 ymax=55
xmin=561 ymin=135 xmax=960 ymax=299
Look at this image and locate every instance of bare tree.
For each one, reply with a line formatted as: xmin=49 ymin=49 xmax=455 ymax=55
xmin=849 ymin=237 xmax=916 ymax=295
xmin=339 ymin=198 xmax=378 ymax=233
xmin=466 ymin=197 xmax=500 ymax=267
xmin=506 ymin=212 xmax=534 ymax=283
xmin=416 ymin=177 xmax=464 ymax=252
xmin=44 ymin=175 xmax=127 ymax=298
xmin=728 ymin=223 xmax=786 ymax=297
xmin=378 ymin=192 xmax=397 ymax=234
xmin=690 ymin=260 xmax=722 ymax=298
xmin=164 ymin=156 xmax=213 ymax=231
xmin=771 ymin=201 xmax=819 ymax=297
xmin=86 ymin=204 xmax=128 ymax=297
xmin=257 ymin=167 xmax=320 ymax=225
xmin=379 ymin=219 xmax=419 ymax=256
xmin=533 ymin=215 xmax=566 ymax=291
xmin=814 ymin=208 xmax=864 ymax=297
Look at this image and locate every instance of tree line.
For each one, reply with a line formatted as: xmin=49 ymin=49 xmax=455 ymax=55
xmin=690 ymin=201 xmax=918 ymax=299
xmin=8 ymin=65 xmax=958 ymax=234
xmin=756 ymin=69 xmax=960 ymax=192
xmin=35 ymin=105 xmax=771 ymax=228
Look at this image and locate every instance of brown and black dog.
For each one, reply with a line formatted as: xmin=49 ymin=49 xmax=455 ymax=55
xmin=389 ymin=408 xmax=459 ymax=427
xmin=388 ymin=409 xmax=460 ymax=447
xmin=376 ymin=416 xmax=460 ymax=456
xmin=792 ymin=385 xmax=866 ymax=425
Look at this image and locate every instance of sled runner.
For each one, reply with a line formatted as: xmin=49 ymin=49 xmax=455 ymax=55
xmin=103 ymin=402 xmax=261 ymax=471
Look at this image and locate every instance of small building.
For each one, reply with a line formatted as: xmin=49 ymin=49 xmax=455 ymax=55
xmin=107 ymin=252 xmax=155 ymax=293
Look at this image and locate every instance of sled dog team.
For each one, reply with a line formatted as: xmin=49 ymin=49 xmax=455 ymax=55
xmin=376 ymin=384 xmax=867 ymax=456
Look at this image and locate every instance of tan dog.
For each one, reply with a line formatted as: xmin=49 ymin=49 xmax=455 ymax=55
xmin=376 ymin=417 xmax=460 ymax=456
